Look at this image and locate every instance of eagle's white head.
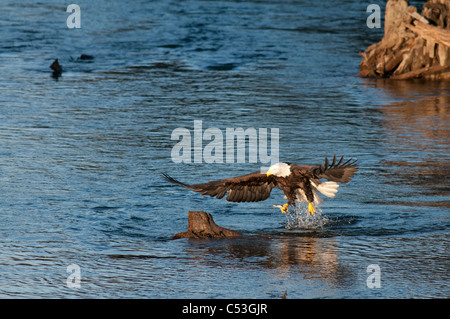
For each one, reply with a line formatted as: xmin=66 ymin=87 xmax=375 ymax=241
xmin=266 ymin=162 xmax=291 ymax=178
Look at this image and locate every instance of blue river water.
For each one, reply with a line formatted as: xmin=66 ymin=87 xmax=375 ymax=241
xmin=0 ymin=0 xmax=448 ymax=298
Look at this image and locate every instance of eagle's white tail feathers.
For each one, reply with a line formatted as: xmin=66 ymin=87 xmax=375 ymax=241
xmin=312 ymin=189 xmax=323 ymax=205
xmin=295 ymin=181 xmax=339 ymax=206
xmin=311 ymin=181 xmax=339 ymax=198
xmin=295 ymin=189 xmax=323 ymax=205
xmin=295 ymin=189 xmax=306 ymax=203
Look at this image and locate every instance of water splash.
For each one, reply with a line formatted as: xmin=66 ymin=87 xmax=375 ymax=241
xmin=284 ymin=205 xmax=329 ymax=230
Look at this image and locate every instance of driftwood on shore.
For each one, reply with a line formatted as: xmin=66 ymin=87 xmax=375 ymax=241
xmin=172 ymin=211 xmax=242 ymax=239
xmin=359 ymin=0 xmax=450 ymax=80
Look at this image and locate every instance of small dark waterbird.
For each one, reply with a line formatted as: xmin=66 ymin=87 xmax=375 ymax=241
xmin=162 ymin=156 xmax=358 ymax=215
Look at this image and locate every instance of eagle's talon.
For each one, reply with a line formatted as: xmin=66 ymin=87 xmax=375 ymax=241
xmin=308 ymin=203 xmax=315 ymax=215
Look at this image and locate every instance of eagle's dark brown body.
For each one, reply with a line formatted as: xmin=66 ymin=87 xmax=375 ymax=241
xmin=276 ymin=169 xmax=315 ymax=207
xmin=162 ymin=156 xmax=357 ymax=213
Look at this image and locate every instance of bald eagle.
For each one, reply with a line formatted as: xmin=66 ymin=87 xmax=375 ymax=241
xmin=162 ymin=156 xmax=357 ymax=215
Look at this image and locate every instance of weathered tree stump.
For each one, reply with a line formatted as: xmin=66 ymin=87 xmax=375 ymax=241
xmin=359 ymin=0 xmax=450 ymax=80
xmin=172 ymin=211 xmax=242 ymax=239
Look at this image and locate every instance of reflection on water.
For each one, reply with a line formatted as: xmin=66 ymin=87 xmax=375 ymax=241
xmin=183 ymin=235 xmax=350 ymax=298
xmin=275 ymin=237 xmax=343 ymax=284
xmin=185 ymin=236 xmax=340 ymax=270
xmin=377 ymin=80 xmax=450 ymax=207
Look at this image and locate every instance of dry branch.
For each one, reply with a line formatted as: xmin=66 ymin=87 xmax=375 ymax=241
xmin=407 ymin=21 xmax=450 ymax=47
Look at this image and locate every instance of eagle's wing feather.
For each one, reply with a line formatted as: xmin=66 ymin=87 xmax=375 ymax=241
xmin=162 ymin=172 xmax=277 ymax=203
xmin=311 ymin=155 xmax=358 ymax=183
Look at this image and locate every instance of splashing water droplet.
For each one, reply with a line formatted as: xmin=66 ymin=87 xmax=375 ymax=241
xmin=284 ymin=205 xmax=329 ymax=230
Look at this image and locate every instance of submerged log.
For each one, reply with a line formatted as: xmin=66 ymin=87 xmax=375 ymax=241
xmin=359 ymin=0 xmax=450 ymax=80
xmin=172 ymin=211 xmax=242 ymax=239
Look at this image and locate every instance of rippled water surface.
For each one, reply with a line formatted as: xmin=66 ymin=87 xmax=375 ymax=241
xmin=0 ymin=0 xmax=449 ymax=298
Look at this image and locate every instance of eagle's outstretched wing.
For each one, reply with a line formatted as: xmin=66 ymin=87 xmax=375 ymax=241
xmin=311 ymin=155 xmax=358 ymax=183
xmin=162 ymin=172 xmax=277 ymax=203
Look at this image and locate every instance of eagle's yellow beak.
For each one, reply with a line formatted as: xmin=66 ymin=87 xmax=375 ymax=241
xmin=266 ymin=169 xmax=272 ymax=177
